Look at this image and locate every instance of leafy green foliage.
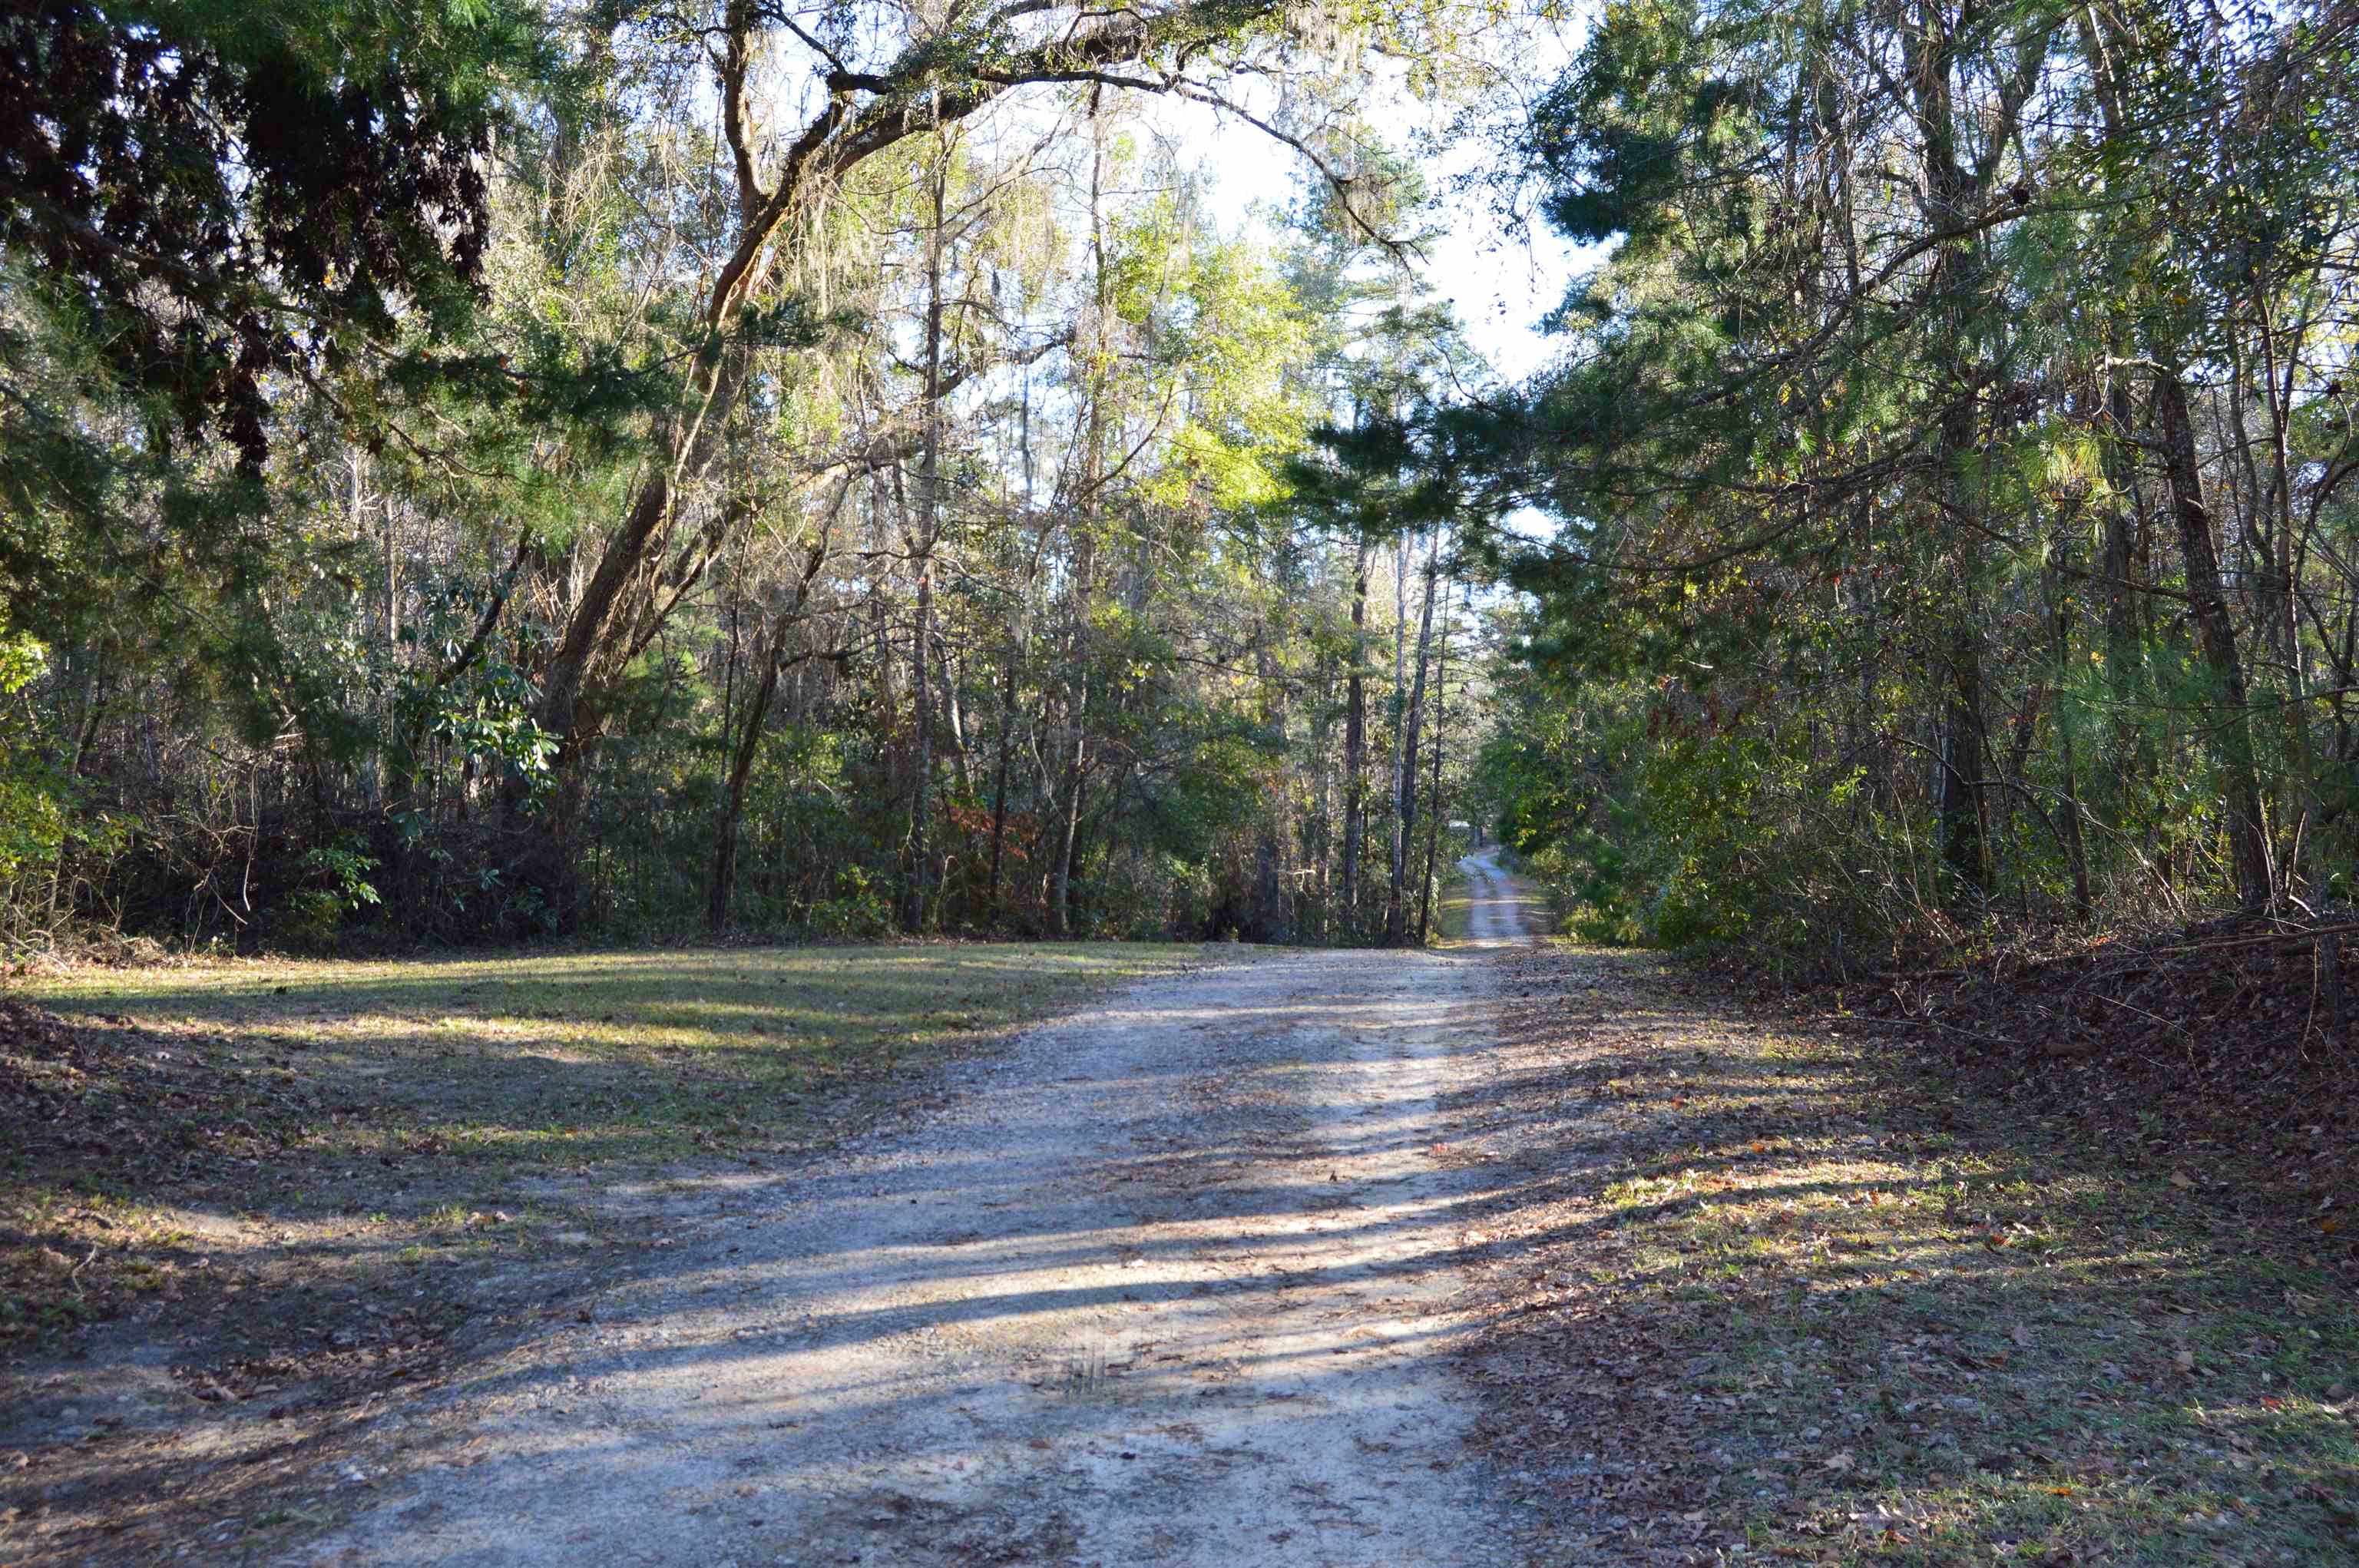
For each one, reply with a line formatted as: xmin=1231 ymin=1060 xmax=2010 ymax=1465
xmin=0 ymin=1 xmax=1495 ymax=954
xmin=0 ymin=0 xmax=533 ymax=468
xmin=1468 ymin=0 xmax=2359 ymax=962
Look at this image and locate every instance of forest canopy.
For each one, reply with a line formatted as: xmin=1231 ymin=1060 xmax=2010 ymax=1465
xmin=1471 ymin=0 xmax=2359 ymax=959
xmin=0 ymin=0 xmax=1510 ymax=951
xmin=3 ymin=0 xmax=2354 ymax=963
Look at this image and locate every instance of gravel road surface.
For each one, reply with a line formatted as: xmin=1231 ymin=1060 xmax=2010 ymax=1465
xmin=303 ymin=854 xmax=1536 ymax=1567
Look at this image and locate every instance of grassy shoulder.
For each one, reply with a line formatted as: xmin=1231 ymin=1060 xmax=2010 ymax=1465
xmin=4 ymin=939 xmax=1226 ymax=1560
xmin=1434 ymin=839 xmax=1520 ymax=944
xmin=1454 ymin=940 xmax=2359 ymax=1565
xmin=2 ymin=941 xmax=1213 ymax=1350
xmin=1435 ymin=877 xmax=1476 ymax=941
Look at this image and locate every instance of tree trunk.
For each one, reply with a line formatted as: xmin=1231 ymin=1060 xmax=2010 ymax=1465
xmin=1937 ymin=639 xmax=1988 ymax=901
xmin=1341 ymin=538 xmax=1371 ymax=929
xmin=1390 ymin=541 xmax=1409 ymax=901
xmin=2099 ymin=366 xmax=2142 ymax=787
xmin=942 ymin=635 xmax=973 ymax=796
xmin=905 ymin=556 xmax=935 ymax=931
xmin=988 ymin=637 xmax=1019 ymax=923
xmin=986 ymin=521 xmax=1053 ymax=927
xmin=2077 ymin=2 xmax=2148 ymax=802
xmin=1050 ymin=118 xmax=1110 ymax=940
xmin=1051 ymin=732 xmax=1087 ymax=935
xmin=530 ymin=2 xmax=1199 ymax=850
xmin=707 ymin=538 xmax=829 ymax=932
xmin=708 ymin=640 xmax=780 ymax=935
xmin=1387 ymin=541 xmax=1440 ymax=946
xmin=900 ymin=151 xmax=948 ymax=935
xmin=1911 ymin=0 xmax=1992 ymax=908
xmin=1252 ymin=633 xmax=1289 ymax=942
xmin=1416 ymin=581 xmax=1453 ymax=944
xmin=2055 ymin=683 xmax=2093 ymax=920
xmin=541 ymin=340 xmax=758 ymax=768
xmin=2153 ymin=365 xmax=2271 ymax=905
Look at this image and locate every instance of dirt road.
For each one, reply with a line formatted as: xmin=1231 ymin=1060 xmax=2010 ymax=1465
xmin=303 ymin=858 xmax=1538 ymax=1566
xmin=1457 ymin=847 xmax=1543 ymax=944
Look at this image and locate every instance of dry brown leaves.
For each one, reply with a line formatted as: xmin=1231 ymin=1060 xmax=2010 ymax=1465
xmin=1444 ymin=941 xmax=2359 ymax=1566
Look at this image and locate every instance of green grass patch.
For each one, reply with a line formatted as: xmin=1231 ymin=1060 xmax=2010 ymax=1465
xmin=24 ymin=941 xmax=1205 ymax=1151
xmin=1435 ymin=884 xmax=1474 ymax=941
xmin=3 ymin=941 xmax=1213 ymax=1346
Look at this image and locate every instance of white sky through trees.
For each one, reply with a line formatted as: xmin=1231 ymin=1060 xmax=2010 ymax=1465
xmin=1142 ymin=44 xmax=1601 ymax=388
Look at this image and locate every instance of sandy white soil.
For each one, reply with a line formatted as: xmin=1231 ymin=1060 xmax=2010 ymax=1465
xmin=299 ymin=855 xmax=1536 ymax=1567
